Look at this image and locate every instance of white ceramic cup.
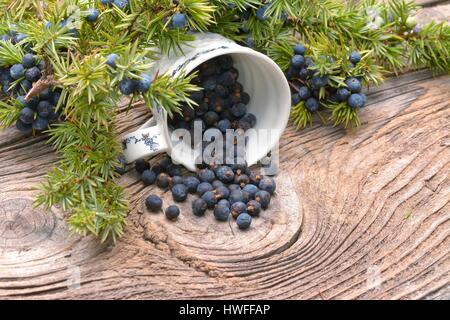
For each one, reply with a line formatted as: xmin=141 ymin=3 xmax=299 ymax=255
xmin=122 ymin=33 xmax=291 ymax=171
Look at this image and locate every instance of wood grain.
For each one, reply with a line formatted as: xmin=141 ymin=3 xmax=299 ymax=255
xmin=0 ymin=4 xmax=449 ymax=300
xmin=0 ymin=69 xmax=448 ymax=300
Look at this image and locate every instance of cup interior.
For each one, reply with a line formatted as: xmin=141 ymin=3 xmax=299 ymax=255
xmin=168 ymin=49 xmax=290 ymax=170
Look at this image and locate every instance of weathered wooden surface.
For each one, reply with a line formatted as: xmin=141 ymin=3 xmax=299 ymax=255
xmin=0 ymin=6 xmax=449 ymax=300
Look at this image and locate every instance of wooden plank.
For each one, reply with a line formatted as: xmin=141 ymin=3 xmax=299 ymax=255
xmin=417 ymin=3 xmax=450 ymax=23
xmin=0 ymin=70 xmax=448 ymax=300
xmin=0 ymin=3 xmax=449 ymax=300
xmin=416 ymin=0 xmax=449 ymax=8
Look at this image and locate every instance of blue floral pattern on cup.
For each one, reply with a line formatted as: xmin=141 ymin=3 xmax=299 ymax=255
xmin=123 ymin=133 xmax=160 ymax=152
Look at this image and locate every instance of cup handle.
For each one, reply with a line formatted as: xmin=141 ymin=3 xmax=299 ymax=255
xmin=122 ymin=120 xmax=169 ymax=164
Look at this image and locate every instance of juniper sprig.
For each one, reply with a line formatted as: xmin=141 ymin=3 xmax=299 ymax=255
xmin=0 ymin=0 xmax=448 ymax=242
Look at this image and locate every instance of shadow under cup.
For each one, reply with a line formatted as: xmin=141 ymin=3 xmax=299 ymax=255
xmin=168 ymin=51 xmax=291 ymax=169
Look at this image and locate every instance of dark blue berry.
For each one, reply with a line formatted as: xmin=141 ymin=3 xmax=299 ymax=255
xmin=247 ymin=200 xmax=261 ymax=216
xmin=360 ymin=93 xmax=368 ymax=105
xmin=201 ymin=190 xmax=217 ymax=208
xmin=19 ymin=107 xmax=35 ymax=124
xmin=181 ymin=106 xmax=195 ymax=122
xmin=195 ymin=102 xmax=209 ymax=116
xmin=135 ymin=159 xmax=150 ymax=173
xmin=231 ymin=201 xmax=246 ymax=219
xmin=214 ymin=204 xmax=230 ymax=221
xmin=214 ymin=186 xmax=230 ymax=200
xmin=20 ymin=79 xmax=32 ymax=93
xmin=10 ymin=64 xmax=25 ymax=79
xmin=160 ymin=156 xmax=174 ymax=169
xmin=348 ymin=93 xmax=366 ymax=109
xmin=305 ymin=97 xmax=320 ymax=112
xmin=165 ymin=205 xmax=180 ymax=220
xmin=235 ymin=174 xmax=250 ymax=188
xmin=86 ymin=8 xmax=100 ymax=22
xmin=216 ymin=165 xmax=234 ymax=183
xmin=240 ymin=92 xmax=250 ymax=105
xmin=32 ymin=116 xmax=48 ymax=131
xmin=336 ymin=88 xmax=351 ymax=102
xmin=119 ymin=78 xmax=136 ymax=95
xmin=172 ymin=13 xmax=187 ymax=29
xmin=244 ymin=37 xmax=254 ymax=48
xmin=229 ymin=189 xmax=246 ymax=204
xmin=137 ymin=74 xmax=151 ymax=93
xmin=298 ymin=86 xmax=311 ymax=100
xmin=25 ymin=67 xmax=41 ymax=82
xmin=255 ymin=190 xmax=271 ymax=209
xmin=292 ymin=93 xmax=301 ymax=105
xmin=228 ymin=184 xmax=240 ymax=191
xmin=249 ymin=172 xmax=262 ymax=185
xmin=190 ymin=90 xmax=204 ymax=103
xmin=142 ymin=169 xmax=157 ymax=186
xmin=16 ymin=119 xmax=32 ymax=133
xmin=231 ymin=103 xmax=246 ymax=118
xmin=145 ymin=194 xmax=162 ymax=212
xmin=291 ymin=55 xmax=305 ymax=68
xmin=17 ymin=95 xmax=26 ymax=106
xmin=106 ymin=54 xmax=118 ymax=68
xmin=192 ymin=198 xmax=207 ymax=216
xmin=202 ymin=77 xmax=217 ymax=91
xmin=197 ymin=182 xmax=214 ymax=196
xmin=52 ymin=91 xmax=61 ymax=105
xmin=25 ymin=96 xmax=39 ymax=109
xmin=242 ymin=113 xmax=257 ymax=127
xmin=22 ymin=54 xmax=36 ymax=68
xmin=217 ymin=119 xmax=231 ymax=133
xmin=293 ymin=44 xmax=306 ymax=55
xmin=204 ymin=111 xmax=219 ymax=126
xmin=166 ymin=164 xmax=182 ymax=177
xmin=172 ymin=184 xmax=188 ymax=202
xmin=231 ymin=159 xmax=248 ymax=174
xmin=47 ymin=105 xmax=59 ymax=121
xmin=349 ymin=51 xmax=361 ymax=64
xmin=198 ymin=168 xmax=215 ymax=183
xmin=256 ymin=5 xmax=269 ymax=21
xmin=113 ymin=0 xmax=129 ymax=10
xmin=242 ymin=184 xmax=259 ymax=199
xmin=212 ymin=180 xmax=224 ymax=189
xmin=237 ymin=213 xmax=252 ymax=229
xmin=115 ymin=155 xmax=127 ymax=175
xmin=258 ymin=177 xmax=276 ymax=195
xmin=218 ymin=71 xmax=235 ymax=87
xmin=311 ymin=76 xmax=329 ymax=89
xmin=298 ymin=68 xmax=309 ymax=80
xmin=183 ymin=176 xmax=200 ymax=194
xmin=345 ymin=77 xmax=362 ymax=93
xmin=218 ymin=199 xmax=231 ymax=208
xmin=156 ymin=173 xmax=171 ymax=189
xmin=171 ymin=175 xmax=184 ymax=186
xmin=59 ymin=19 xmax=68 ymax=28
xmin=151 ymin=164 xmax=165 ymax=175
xmin=36 ymin=59 xmax=45 ymax=70
xmin=39 ymin=88 xmax=51 ymax=100
xmin=37 ymin=101 xmax=51 ymax=118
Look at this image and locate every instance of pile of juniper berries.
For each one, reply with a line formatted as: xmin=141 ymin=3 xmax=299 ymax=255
xmin=132 ymin=56 xmax=277 ymax=230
